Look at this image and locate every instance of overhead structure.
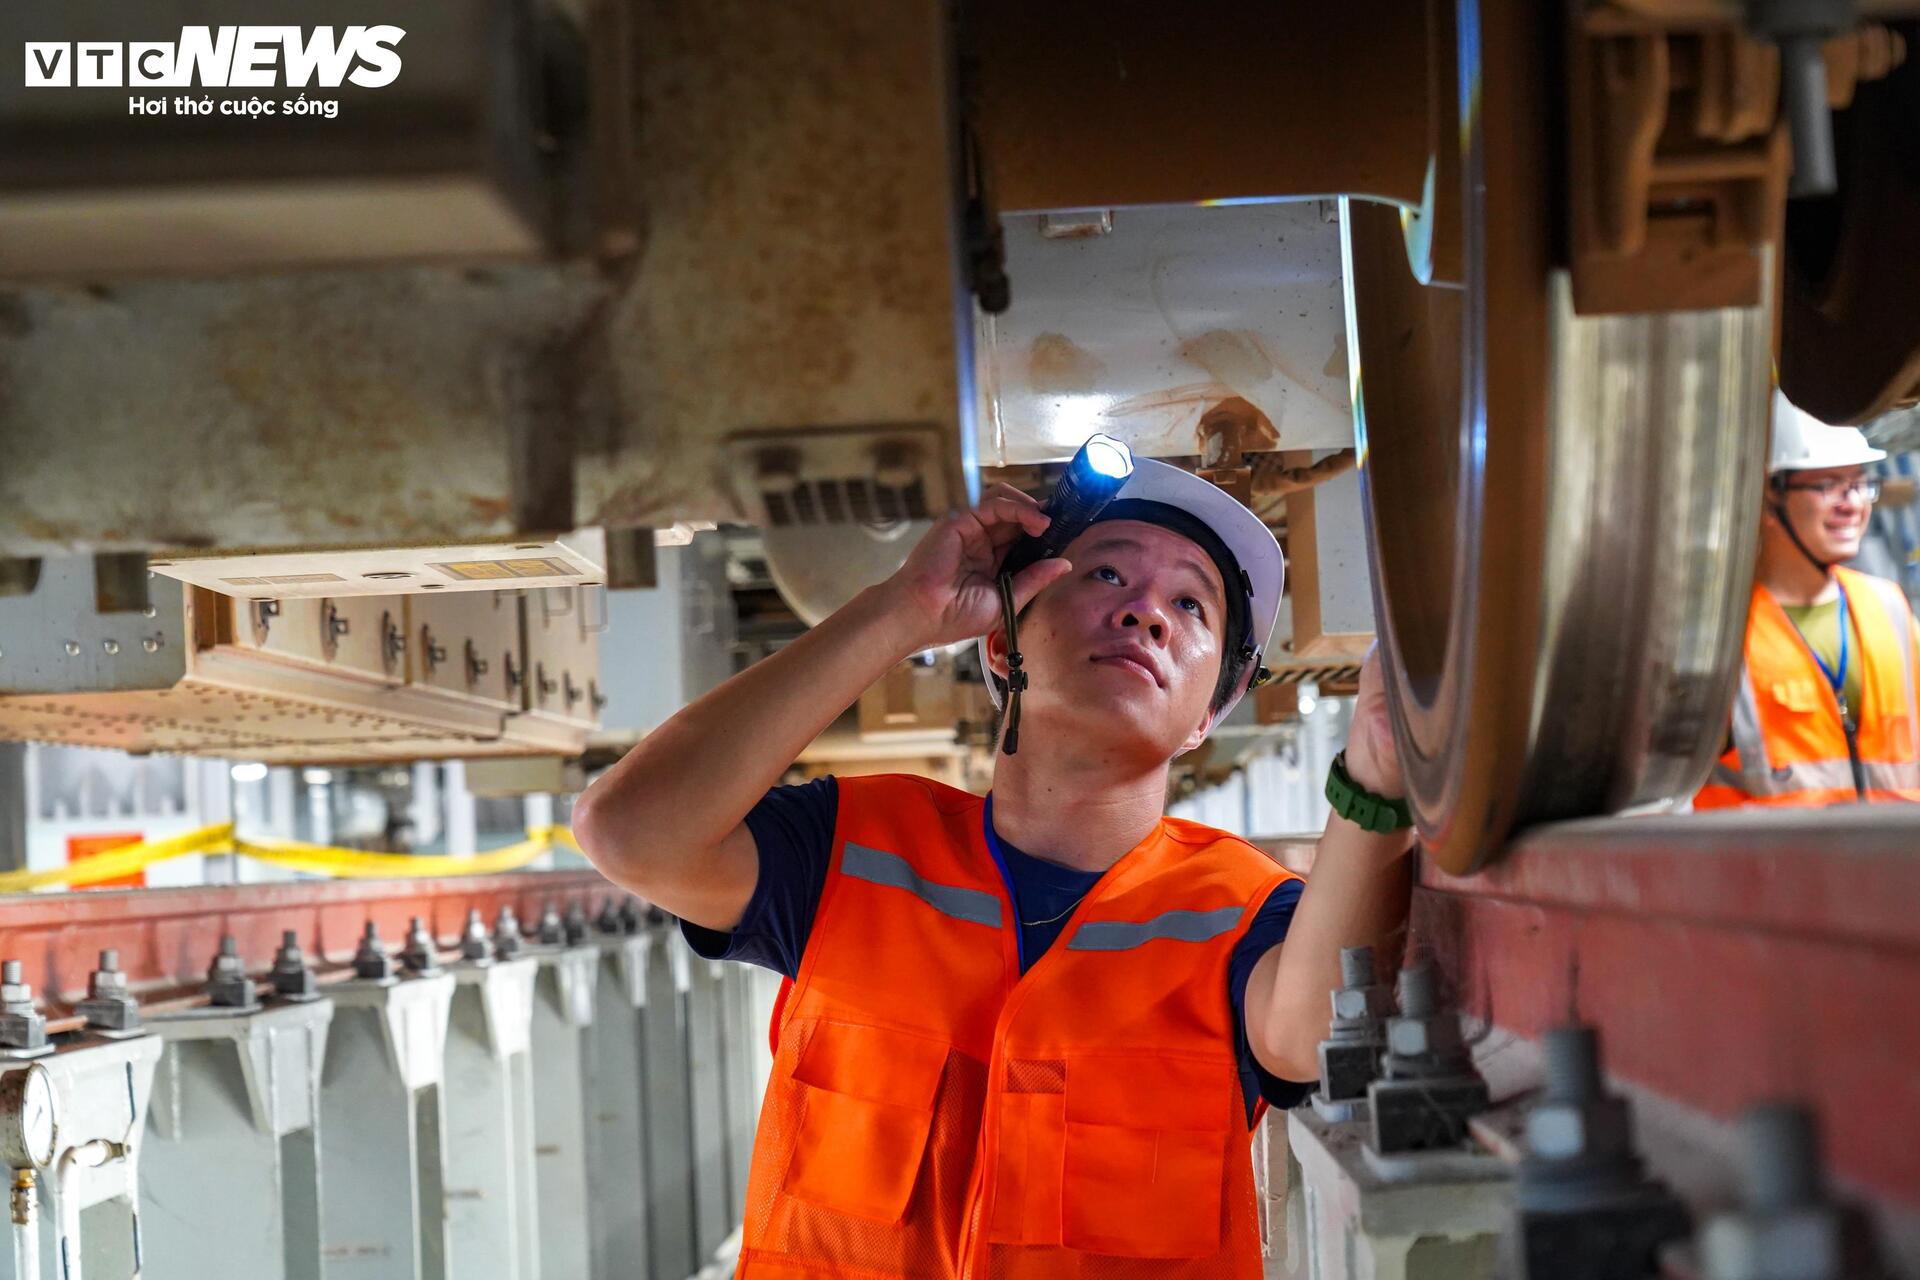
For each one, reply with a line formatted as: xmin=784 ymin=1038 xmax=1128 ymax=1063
xmin=2 ymin=0 xmax=1918 ymax=838
xmin=0 ymin=563 xmax=601 ymax=762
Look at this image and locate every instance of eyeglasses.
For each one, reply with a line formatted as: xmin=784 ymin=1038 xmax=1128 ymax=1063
xmin=1781 ymin=476 xmax=1881 ymax=503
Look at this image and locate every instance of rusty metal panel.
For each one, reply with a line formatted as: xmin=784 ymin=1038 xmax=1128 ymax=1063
xmin=968 ymin=0 xmax=1431 ymax=212
xmin=581 ymin=0 xmax=976 ymax=532
xmin=0 ymin=0 xmax=572 ymax=278
xmin=976 ymin=203 xmax=1351 ymax=467
xmin=0 ymin=0 xmax=974 ymax=558
xmin=0 ymin=266 xmax=608 ymax=557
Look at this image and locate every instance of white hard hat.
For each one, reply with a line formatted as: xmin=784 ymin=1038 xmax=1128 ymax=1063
xmin=979 ymin=456 xmax=1285 ymax=727
xmin=1769 ymin=388 xmax=1886 ymax=474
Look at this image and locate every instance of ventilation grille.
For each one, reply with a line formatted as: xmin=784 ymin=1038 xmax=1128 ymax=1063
xmin=761 ymin=476 xmax=930 ymax=528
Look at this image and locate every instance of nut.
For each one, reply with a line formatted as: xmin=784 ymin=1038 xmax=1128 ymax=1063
xmin=1387 ymin=1011 xmax=1465 ymax=1061
xmin=354 ymin=921 xmax=396 ymax=981
xmin=1701 ymin=1207 xmax=1843 ymax=1280
xmin=460 ymin=909 xmax=493 ymax=962
xmin=1333 ymin=986 xmax=1394 ymax=1022
xmin=1525 ymin=1094 xmax=1633 ymax=1162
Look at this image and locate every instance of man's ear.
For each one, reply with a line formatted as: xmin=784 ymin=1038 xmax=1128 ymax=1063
xmin=1178 ymin=706 xmax=1217 ymax=755
xmin=982 ymin=627 xmax=1010 ymax=682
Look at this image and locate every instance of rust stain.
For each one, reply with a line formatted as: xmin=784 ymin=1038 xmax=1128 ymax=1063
xmin=465 ymin=494 xmax=513 ymax=523
xmin=1026 ymin=332 xmax=1108 ymax=395
xmin=1195 ymin=396 xmax=1280 ymax=458
xmin=1179 ymin=329 xmax=1274 ymax=395
xmin=1322 ymin=333 xmax=1349 ymax=381
xmin=1104 ymin=381 xmax=1236 ymax=419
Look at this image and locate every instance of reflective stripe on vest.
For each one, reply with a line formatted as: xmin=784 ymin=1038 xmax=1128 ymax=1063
xmin=738 ymin=773 xmax=1296 ymax=1280
xmin=1861 ymin=573 xmax=1920 ymax=765
xmin=1712 ymin=753 xmax=1920 ymax=798
xmin=1068 ymin=905 xmax=1242 ymax=951
xmin=1703 ymin=570 xmax=1920 ymax=808
xmin=843 ymin=842 xmax=1003 ymax=928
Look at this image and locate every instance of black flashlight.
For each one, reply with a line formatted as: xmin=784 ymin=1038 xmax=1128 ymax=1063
xmin=996 ymin=434 xmax=1135 ymax=755
xmin=999 ymin=434 xmax=1135 ymax=580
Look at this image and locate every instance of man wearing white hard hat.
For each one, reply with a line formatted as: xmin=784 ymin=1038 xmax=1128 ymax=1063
xmin=1697 ymin=390 xmax=1920 ymax=808
xmin=575 ymin=442 xmax=1414 ymax=1275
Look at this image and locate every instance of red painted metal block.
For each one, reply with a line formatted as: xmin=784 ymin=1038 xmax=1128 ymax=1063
xmin=1414 ymin=805 xmax=1920 ymax=1212
xmin=0 ymin=870 xmax=616 ymax=1006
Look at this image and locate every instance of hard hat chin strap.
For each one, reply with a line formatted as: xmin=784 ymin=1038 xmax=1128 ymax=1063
xmin=1769 ymin=480 xmax=1835 ymax=576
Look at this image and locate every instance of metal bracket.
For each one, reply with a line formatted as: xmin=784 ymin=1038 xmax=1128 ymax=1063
xmin=421 ymin=625 xmax=448 ymax=675
xmin=381 ymin=610 xmax=408 ymax=677
xmin=465 ymin=638 xmax=490 ymax=687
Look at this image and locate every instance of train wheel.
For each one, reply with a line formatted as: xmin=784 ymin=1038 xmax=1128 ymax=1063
xmin=1348 ymin=0 xmax=1774 ymax=873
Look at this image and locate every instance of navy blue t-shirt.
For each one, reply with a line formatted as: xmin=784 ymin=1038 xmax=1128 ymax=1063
xmin=683 ymin=777 xmax=1314 ymax=1117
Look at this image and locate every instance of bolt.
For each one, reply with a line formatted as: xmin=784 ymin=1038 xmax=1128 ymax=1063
xmin=354 ymin=920 xmax=396 ymax=981
xmin=1340 ymin=945 xmax=1374 ymax=990
xmin=102 ymin=639 xmax=119 ymax=655
xmin=0 ymin=960 xmax=47 ymax=1050
xmin=1398 ymin=962 xmax=1438 ymax=1018
xmin=460 ymin=909 xmax=493 ymax=962
xmin=0 ymin=963 xmax=32 ymax=1015
xmin=494 ymin=906 xmax=524 ymax=959
xmin=206 ymin=935 xmax=257 ymax=1009
xmin=1543 ymin=1025 xmax=1602 ymax=1103
xmin=618 ymin=900 xmax=642 ymax=934
xmin=1741 ymin=1103 xmax=1824 ymax=1214
xmin=79 ymin=950 xmax=140 ymax=1031
xmin=537 ymin=904 xmax=565 ymax=947
xmin=90 ymin=950 xmax=126 ymax=998
xmin=271 ymin=930 xmax=319 ymax=1001
xmin=1700 ymin=1101 xmax=1853 ymax=1280
xmin=563 ymin=903 xmax=588 ymax=946
xmin=596 ymin=899 xmax=622 ymax=936
xmin=142 ymin=637 xmax=160 ymax=654
xmin=1521 ymin=1025 xmax=1637 ymax=1175
xmin=400 ymin=916 xmax=441 ymax=974
xmin=63 ymin=641 xmax=80 ymax=657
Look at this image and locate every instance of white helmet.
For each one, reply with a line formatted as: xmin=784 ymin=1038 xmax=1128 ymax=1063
xmin=1769 ymin=388 xmax=1886 ymax=474
xmin=978 ymin=456 xmax=1285 ymax=726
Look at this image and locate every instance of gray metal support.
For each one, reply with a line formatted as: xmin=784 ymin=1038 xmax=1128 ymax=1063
xmin=640 ymin=931 xmax=696 ymax=1280
xmin=717 ymin=966 xmax=757 ymax=1224
xmin=528 ymin=946 xmax=597 ymax=1280
xmin=0 ymin=1035 xmax=161 ymax=1280
xmin=587 ymin=937 xmax=649 ymax=1280
xmin=317 ymin=973 xmax=455 ymax=1280
xmin=142 ymin=1000 xmax=334 ymax=1280
xmin=685 ymin=959 xmax=731 ymax=1261
xmin=443 ymin=958 xmax=540 ymax=1280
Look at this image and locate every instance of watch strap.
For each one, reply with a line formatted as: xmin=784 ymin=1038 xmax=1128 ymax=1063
xmin=1324 ymin=751 xmax=1413 ymax=834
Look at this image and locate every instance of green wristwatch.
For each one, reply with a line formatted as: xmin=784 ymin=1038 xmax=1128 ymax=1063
xmin=1324 ymin=751 xmax=1413 ymax=834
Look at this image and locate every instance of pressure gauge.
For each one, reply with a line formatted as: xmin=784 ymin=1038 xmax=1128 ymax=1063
xmin=0 ymin=1064 xmax=58 ymax=1170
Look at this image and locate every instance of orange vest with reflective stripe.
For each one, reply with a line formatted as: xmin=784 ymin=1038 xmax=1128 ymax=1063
xmin=1696 ymin=568 xmax=1920 ymax=808
xmin=736 ymin=773 xmax=1299 ymax=1280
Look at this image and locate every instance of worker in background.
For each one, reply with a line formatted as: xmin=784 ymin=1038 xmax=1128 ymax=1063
xmin=574 ymin=458 xmax=1415 ymax=1277
xmin=1696 ymin=390 xmax=1920 ymax=808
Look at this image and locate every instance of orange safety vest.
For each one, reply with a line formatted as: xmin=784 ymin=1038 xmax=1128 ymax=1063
xmin=1696 ymin=568 xmax=1920 ymax=808
xmin=737 ymin=773 xmax=1300 ymax=1279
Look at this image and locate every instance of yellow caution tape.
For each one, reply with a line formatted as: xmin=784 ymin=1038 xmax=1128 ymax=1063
xmin=0 ymin=823 xmax=584 ymax=892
